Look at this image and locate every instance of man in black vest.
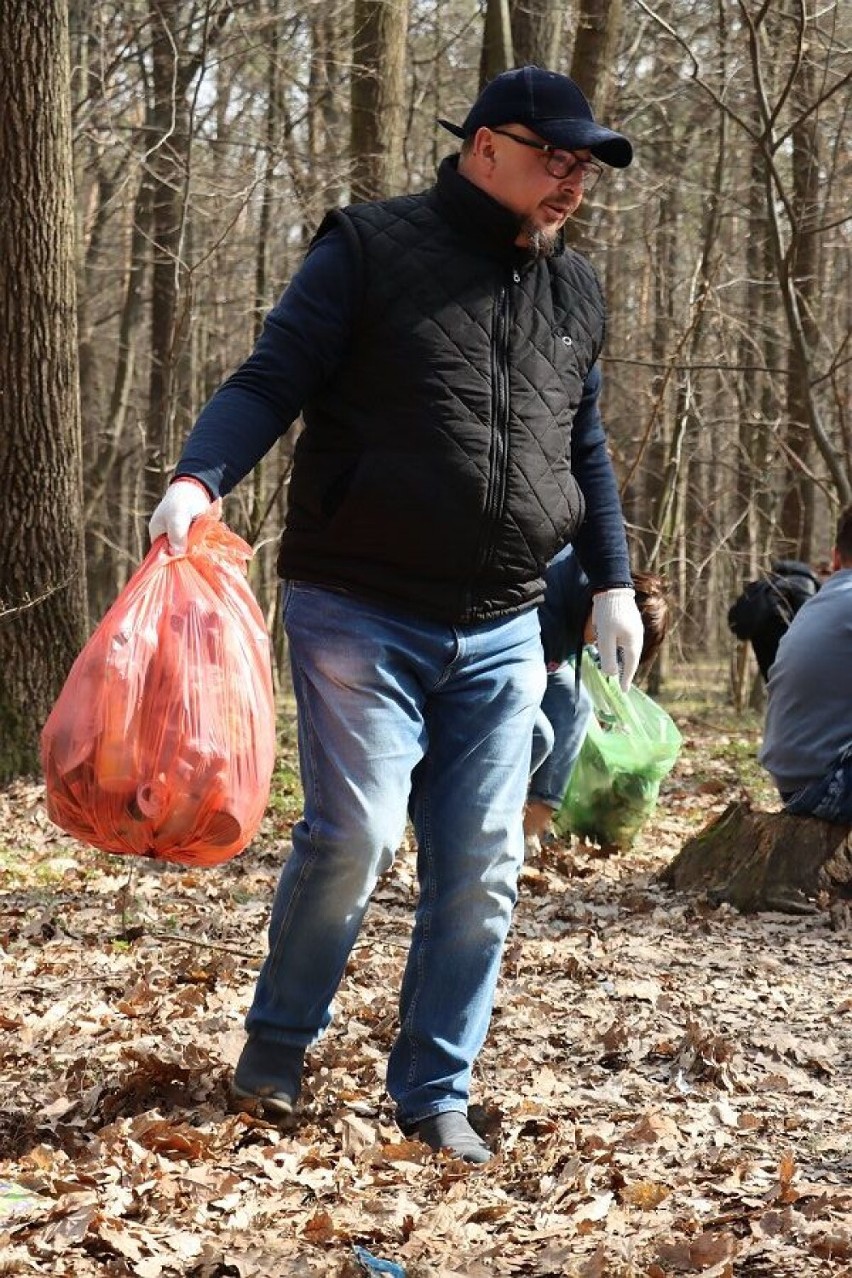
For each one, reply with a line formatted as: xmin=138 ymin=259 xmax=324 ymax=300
xmin=149 ymin=66 xmax=644 ymax=1162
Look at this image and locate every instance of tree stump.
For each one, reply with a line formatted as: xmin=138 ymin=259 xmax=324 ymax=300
xmin=656 ymin=800 xmax=852 ymax=914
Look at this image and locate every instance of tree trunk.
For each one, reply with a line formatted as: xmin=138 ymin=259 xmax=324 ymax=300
xmin=744 ymin=4 xmax=851 ymax=507
xmin=147 ymin=0 xmax=191 ymax=493
xmin=779 ymin=56 xmax=821 ymax=561
xmin=565 ymin=0 xmax=623 ymax=253
xmin=309 ymin=0 xmax=349 ymax=213
xmin=731 ymin=109 xmax=773 ymax=713
xmin=350 ymin=0 xmax=409 ymax=201
xmin=569 ymin=0 xmax=623 ymax=117
xmin=649 ymin=57 xmax=727 ymax=639
xmin=509 ymin=0 xmax=562 ymax=70
xmin=480 ymin=0 xmax=514 ymax=89
xmin=0 ymin=1 xmax=88 ymax=779
xmin=87 ymin=170 xmax=154 ymax=515
xmin=658 ymin=800 xmax=852 ymax=915
xmin=145 ymin=0 xmax=234 ymax=498
xmin=245 ymin=7 xmax=282 ymax=603
xmin=637 ymin=151 xmax=682 ymax=572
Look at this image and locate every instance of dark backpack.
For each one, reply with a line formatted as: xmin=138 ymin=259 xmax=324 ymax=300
xmin=727 ymin=560 xmax=820 ymax=641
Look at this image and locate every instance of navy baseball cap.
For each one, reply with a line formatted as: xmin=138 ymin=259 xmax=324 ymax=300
xmin=438 ymin=65 xmax=632 ymax=168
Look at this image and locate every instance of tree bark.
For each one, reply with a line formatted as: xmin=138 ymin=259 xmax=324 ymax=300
xmin=779 ymin=55 xmax=821 ymax=561
xmin=569 ymin=0 xmax=623 ymax=116
xmin=147 ymin=0 xmax=232 ymax=500
xmin=742 ymin=2 xmax=852 ymax=507
xmin=564 ymin=0 xmax=623 ymax=254
xmin=309 ymin=0 xmax=349 ymax=214
xmin=0 ymin=1 xmax=88 ymax=778
xmin=731 ymin=102 xmax=774 ymax=695
xmin=658 ymin=800 xmax=852 ymax=914
xmin=509 ymin=0 xmax=562 ymax=70
xmin=480 ymin=0 xmax=514 ymax=89
xmin=350 ymin=0 xmax=409 ymax=201
xmin=147 ymin=0 xmax=191 ymax=491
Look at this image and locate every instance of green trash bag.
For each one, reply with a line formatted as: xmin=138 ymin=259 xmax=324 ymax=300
xmin=555 ymin=651 xmax=682 ymax=848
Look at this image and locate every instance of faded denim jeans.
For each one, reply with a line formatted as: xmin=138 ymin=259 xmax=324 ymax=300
xmin=245 ymin=583 xmax=545 ymax=1126
xmin=529 ymin=660 xmax=593 ymax=809
xmin=782 ymin=741 xmax=852 ymax=823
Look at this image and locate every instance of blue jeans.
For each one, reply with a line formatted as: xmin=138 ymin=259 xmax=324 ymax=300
xmin=245 ymin=583 xmax=546 ymax=1126
xmin=529 ymin=661 xmax=593 ymax=808
xmin=782 ymin=742 xmax=852 ymax=823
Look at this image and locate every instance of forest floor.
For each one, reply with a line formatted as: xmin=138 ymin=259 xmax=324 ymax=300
xmin=2 ymin=667 xmax=852 ymax=1278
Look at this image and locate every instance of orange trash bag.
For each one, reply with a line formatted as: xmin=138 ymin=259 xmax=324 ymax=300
xmin=40 ymin=509 xmax=277 ymax=867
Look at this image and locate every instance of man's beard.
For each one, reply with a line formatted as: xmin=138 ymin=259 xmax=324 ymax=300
xmin=522 ymin=221 xmax=559 ymax=259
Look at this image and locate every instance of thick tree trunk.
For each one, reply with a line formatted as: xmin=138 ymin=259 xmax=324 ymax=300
xmin=509 ymin=0 xmax=562 ymax=70
xmin=0 ymin=1 xmax=88 ymax=778
xmin=569 ymin=0 xmax=623 ymax=117
xmin=480 ymin=0 xmax=514 ymax=89
xmin=565 ymin=0 xmax=623 ymax=255
xmin=658 ymin=801 xmax=852 ymax=914
xmin=309 ymin=0 xmax=349 ymax=215
xmin=350 ymin=0 xmax=409 ymax=201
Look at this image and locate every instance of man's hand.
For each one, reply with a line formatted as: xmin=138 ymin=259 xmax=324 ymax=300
xmin=591 ymin=587 xmax=644 ymax=692
xmin=149 ymin=478 xmax=212 ymax=554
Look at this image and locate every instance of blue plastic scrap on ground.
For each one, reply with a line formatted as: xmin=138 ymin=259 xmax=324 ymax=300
xmin=353 ymin=1244 xmax=407 ymax=1277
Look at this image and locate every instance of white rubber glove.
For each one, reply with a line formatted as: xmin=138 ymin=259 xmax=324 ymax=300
xmin=148 ymin=478 xmax=212 ymax=554
xmin=591 ymin=587 xmax=645 ymax=692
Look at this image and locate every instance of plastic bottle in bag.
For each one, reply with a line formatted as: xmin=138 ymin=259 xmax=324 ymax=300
xmin=97 ymin=630 xmax=143 ymax=792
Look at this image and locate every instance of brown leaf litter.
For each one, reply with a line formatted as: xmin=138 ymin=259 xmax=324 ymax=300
xmin=2 ymin=711 xmax=852 ymax=1276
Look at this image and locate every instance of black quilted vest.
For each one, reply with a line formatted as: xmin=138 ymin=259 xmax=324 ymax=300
xmin=277 ymin=156 xmax=605 ymax=624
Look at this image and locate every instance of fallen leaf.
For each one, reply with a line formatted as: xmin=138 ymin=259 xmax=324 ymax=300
xmin=620 ymin=1180 xmax=670 ymax=1209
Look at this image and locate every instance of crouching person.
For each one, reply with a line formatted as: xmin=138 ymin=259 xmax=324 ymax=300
xmin=760 ymin=504 xmax=852 ymax=823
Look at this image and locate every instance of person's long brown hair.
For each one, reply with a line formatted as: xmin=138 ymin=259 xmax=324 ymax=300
xmin=632 ymin=572 xmax=670 ymax=670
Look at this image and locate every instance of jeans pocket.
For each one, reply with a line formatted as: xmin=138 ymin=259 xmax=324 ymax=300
xmin=280 ymin=579 xmax=295 ymax=621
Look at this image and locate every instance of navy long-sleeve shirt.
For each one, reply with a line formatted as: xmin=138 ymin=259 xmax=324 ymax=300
xmin=176 ymin=226 xmax=631 ymax=591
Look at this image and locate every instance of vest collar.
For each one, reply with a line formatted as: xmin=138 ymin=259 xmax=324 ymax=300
xmin=433 ymin=154 xmax=565 ymax=267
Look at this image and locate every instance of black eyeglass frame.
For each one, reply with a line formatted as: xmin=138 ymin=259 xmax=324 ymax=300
xmin=488 ymin=128 xmax=604 ymax=190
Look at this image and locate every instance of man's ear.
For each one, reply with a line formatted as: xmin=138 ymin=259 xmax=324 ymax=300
xmin=471 ymin=126 xmax=497 ymax=166
xmin=832 ymin=546 xmax=842 ymax=571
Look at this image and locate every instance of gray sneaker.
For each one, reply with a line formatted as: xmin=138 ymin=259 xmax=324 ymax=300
xmin=231 ymin=1037 xmax=305 ymax=1116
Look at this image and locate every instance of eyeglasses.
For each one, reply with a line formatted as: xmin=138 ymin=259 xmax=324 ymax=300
xmin=489 ymin=129 xmax=604 ymax=191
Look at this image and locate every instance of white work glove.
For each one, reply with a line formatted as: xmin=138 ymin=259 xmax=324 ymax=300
xmin=148 ymin=478 xmax=212 ymax=554
xmin=591 ymin=587 xmax=644 ymax=692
